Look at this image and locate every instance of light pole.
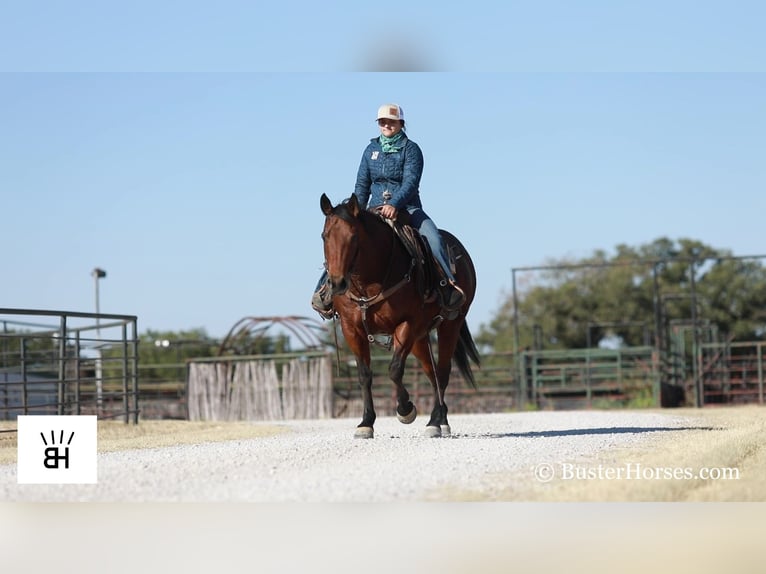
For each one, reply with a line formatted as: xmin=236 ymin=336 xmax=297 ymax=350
xmin=91 ymin=267 xmax=106 ymax=410
xmin=92 ymin=267 xmax=107 ymax=337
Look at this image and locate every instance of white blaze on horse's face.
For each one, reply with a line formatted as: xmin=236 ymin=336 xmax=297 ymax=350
xmin=322 ymin=213 xmax=358 ymax=296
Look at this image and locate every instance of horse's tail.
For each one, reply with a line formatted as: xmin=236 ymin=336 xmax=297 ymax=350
xmin=454 ymin=321 xmax=481 ymax=389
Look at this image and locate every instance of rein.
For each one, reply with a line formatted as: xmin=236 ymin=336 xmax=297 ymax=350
xmin=345 ymin=214 xmax=416 ymax=348
xmin=347 ymin=258 xmax=415 ymax=348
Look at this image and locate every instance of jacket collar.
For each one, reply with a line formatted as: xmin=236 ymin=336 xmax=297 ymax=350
xmin=371 ymin=132 xmax=409 ymax=146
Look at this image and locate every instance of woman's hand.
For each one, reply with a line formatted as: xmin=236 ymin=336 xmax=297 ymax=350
xmin=379 ymin=204 xmax=398 ymax=220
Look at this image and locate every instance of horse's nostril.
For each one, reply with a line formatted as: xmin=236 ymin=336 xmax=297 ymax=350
xmin=329 ymin=276 xmax=348 ymax=294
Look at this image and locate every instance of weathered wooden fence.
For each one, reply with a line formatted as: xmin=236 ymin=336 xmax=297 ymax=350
xmin=186 ymin=353 xmax=332 ymax=421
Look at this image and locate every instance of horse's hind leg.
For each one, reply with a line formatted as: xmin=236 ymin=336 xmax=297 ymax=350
xmin=433 ymin=322 xmax=465 ymax=437
xmin=411 ymin=337 xmax=448 ymax=438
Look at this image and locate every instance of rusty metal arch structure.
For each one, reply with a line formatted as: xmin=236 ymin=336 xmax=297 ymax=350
xmin=218 ymin=315 xmax=329 ymax=355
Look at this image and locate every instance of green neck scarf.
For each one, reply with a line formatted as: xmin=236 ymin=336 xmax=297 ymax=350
xmin=379 ymin=131 xmax=404 ymax=153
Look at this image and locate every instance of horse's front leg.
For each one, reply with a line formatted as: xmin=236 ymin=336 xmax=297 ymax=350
xmin=390 ymin=325 xmax=417 ymax=425
xmin=355 ymin=358 xmax=376 ymax=439
xmin=339 ymin=318 xmax=376 ymax=439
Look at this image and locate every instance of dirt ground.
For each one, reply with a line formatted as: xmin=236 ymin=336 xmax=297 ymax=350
xmin=452 ymin=405 xmax=766 ymax=501
xmin=2 ymin=406 xmax=764 ymax=501
xmin=0 ymin=419 xmax=286 ymax=466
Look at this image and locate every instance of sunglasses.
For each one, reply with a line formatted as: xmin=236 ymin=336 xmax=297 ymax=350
xmin=377 ymin=118 xmax=401 ymax=126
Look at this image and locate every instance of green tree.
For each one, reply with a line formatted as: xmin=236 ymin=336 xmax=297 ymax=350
xmin=137 ymin=328 xmax=219 ymax=384
xmin=99 ymin=327 xmax=299 ymax=386
xmin=0 ymin=328 xmax=62 ymax=374
xmin=478 ymin=238 xmax=766 ymax=353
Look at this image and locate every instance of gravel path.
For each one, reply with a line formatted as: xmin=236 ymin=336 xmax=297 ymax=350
xmin=0 ymin=410 xmax=693 ymax=502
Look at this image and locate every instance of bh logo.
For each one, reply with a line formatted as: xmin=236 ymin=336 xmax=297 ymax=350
xmin=41 ymin=430 xmax=75 ymax=469
xmin=17 ymin=415 xmax=98 ymax=484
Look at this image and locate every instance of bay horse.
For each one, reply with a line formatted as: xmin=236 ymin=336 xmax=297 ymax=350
xmin=319 ymin=193 xmax=480 ymax=438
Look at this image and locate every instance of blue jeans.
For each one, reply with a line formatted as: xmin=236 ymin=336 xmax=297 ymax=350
xmin=406 ymin=207 xmax=456 ymax=283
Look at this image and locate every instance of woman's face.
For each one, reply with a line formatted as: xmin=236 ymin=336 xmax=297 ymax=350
xmin=377 ymin=118 xmax=403 ymax=137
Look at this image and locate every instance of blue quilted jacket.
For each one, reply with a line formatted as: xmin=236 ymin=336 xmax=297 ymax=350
xmin=353 ymin=133 xmax=424 ymax=211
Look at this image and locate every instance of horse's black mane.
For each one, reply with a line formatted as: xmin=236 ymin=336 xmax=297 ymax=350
xmin=334 ymin=199 xmax=385 ymax=229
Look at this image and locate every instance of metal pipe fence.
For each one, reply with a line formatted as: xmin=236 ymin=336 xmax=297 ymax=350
xmin=0 ymin=308 xmax=139 ymax=423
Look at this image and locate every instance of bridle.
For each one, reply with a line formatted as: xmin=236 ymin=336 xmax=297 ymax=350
xmin=326 ymin=210 xmax=416 ymax=348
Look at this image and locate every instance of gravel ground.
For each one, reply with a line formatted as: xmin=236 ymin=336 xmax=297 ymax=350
xmin=0 ymin=410 xmax=693 ymax=502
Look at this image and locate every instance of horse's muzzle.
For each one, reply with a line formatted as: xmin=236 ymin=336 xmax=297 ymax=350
xmin=328 ymin=275 xmax=349 ymax=297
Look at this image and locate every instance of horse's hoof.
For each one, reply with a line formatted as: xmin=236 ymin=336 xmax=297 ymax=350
xmin=354 ymin=426 xmax=374 ymax=439
xmin=396 ymin=404 xmax=417 ymax=425
xmin=424 ymin=425 xmax=441 ymax=438
xmin=440 ymin=424 xmax=452 ymax=437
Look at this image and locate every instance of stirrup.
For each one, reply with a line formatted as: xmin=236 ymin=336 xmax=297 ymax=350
xmin=440 ymin=281 xmax=465 ymax=312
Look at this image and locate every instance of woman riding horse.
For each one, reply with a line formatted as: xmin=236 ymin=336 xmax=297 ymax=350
xmin=311 ymin=103 xmax=465 ymax=319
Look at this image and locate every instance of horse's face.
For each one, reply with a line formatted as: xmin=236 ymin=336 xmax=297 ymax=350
xmin=321 ymin=214 xmax=357 ymax=296
xmin=320 ymin=194 xmax=361 ymax=297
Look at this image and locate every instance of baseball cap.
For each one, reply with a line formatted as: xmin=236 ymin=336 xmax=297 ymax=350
xmin=377 ymin=104 xmax=404 ymax=121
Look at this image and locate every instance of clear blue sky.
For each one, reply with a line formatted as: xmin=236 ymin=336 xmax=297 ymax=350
xmin=2 ymin=4 xmax=765 ymax=342
xmin=1 ymin=1 xmax=764 ymax=72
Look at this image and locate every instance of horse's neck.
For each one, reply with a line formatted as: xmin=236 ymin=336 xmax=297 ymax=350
xmin=356 ymin=217 xmax=404 ymax=283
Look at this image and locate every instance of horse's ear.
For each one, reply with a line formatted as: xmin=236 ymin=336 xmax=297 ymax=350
xmin=348 ymin=193 xmax=360 ymax=217
xmin=320 ymin=193 xmax=333 ymax=216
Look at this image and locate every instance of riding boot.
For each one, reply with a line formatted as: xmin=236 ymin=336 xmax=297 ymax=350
xmin=311 ymin=283 xmax=335 ymax=319
xmin=439 ymin=280 xmax=466 ymax=317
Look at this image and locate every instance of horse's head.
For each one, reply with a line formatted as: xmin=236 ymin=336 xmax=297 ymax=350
xmin=320 ymin=193 xmax=362 ymax=297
